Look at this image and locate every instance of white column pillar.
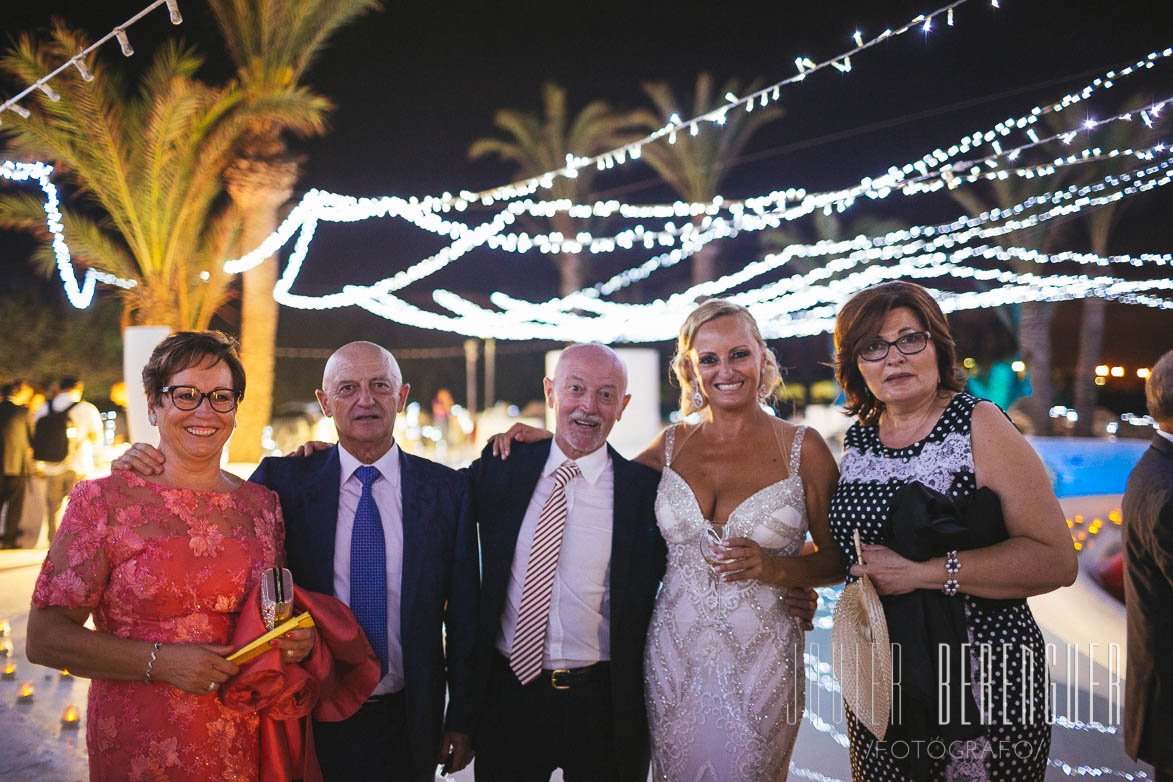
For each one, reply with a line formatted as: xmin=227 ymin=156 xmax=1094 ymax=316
xmin=122 ymin=326 xmax=171 ymax=445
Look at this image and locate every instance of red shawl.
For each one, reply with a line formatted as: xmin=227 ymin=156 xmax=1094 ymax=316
xmin=222 ymin=584 xmax=381 ymax=782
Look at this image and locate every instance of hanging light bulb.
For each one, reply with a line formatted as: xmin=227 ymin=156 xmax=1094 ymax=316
xmin=72 ymin=57 xmax=94 ymax=82
xmin=114 ymin=27 xmax=134 ymax=57
xmin=165 ymin=0 xmax=183 ymax=24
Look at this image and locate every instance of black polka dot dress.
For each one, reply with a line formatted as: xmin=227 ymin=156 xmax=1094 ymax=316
xmin=828 ymin=393 xmax=1051 ymax=781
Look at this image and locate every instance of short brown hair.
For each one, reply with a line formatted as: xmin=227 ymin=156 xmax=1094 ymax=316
xmin=833 ymin=281 xmax=963 ymax=426
xmin=1146 ymin=349 xmax=1173 ymax=424
xmin=142 ymin=331 xmax=246 ymax=404
xmin=670 ymin=299 xmax=781 ymax=415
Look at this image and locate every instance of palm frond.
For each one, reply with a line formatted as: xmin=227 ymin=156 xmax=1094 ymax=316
xmin=0 ymin=192 xmax=55 ymax=232
xmin=634 ymin=74 xmax=783 ymax=202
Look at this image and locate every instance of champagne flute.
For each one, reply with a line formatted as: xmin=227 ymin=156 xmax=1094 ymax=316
xmin=261 ymin=567 xmax=294 ymax=631
xmin=699 ymin=522 xmax=733 ymax=580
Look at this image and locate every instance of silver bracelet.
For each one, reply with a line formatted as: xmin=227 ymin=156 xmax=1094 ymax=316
xmin=144 ymin=642 xmax=161 ymax=683
xmin=943 ymin=550 xmax=961 ymax=596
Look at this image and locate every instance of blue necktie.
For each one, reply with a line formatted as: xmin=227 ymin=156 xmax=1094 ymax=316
xmin=350 ymin=465 xmax=388 ymax=676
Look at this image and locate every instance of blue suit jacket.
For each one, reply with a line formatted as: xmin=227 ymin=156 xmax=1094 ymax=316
xmin=251 ymin=445 xmax=478 ymax=778
xmin=467 ymin=439 xmax=666 ymax=782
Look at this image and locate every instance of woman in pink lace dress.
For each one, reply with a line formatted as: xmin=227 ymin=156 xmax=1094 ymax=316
xmin=27 ymin=331 xmax=313 ymax=782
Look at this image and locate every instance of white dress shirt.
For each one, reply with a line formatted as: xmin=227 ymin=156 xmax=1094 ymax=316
xmin=34 ymin=391 xmax=103 ymax=476
xmin=334 ymin=443 xmax=405 ymax=695
xmin=498 ymin=441 xmax=614 ymax=669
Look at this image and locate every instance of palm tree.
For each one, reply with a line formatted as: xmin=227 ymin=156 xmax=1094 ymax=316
xmin=0 ymin=24 xmax=302 ymax=330
xmin=1071 ymin=95 xmax=1168 ymax=436
xmin=207 ymin=0 xmax=380 ymax=462
xmin=629 ymin=74 xmax=783 ymax=286
xmin=949 ymin=154 xmax=1074 ymax=436
xmin=469 ymin=82 xmax=639 ymax=296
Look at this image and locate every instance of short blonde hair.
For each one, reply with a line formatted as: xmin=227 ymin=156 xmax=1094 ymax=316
xmin=670 ymin=299 xmax=781 ymax=415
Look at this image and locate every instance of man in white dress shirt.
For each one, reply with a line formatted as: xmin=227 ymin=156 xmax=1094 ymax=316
xmin=468 ymin=344 xmax=667 ymax=782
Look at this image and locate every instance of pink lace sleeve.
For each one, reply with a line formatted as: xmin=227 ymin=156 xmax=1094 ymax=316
xmin=32 ymin=479 xmax=111 ymax=609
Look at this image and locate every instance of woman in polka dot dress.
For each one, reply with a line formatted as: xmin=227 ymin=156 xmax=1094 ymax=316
xmin=826 ymin=281 xmax=1078 ymax=781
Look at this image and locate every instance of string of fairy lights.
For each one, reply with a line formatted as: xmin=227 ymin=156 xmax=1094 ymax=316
xmin=2 ymin=0 xmax=1171 ymax=345
xmin=231 ymin=143 xmax=1173 ymax=342
xmin=0 ymin=0 xmax=181 ymax=120
xmin=436 ymin=0 xmax=982 ymax=210
xmin=4 ymin=0 xmax=1170 ymax=342
xmin=0 ymin=0 xmax=181 ymax=308
xmin=205 ymin=110 xmax=1173 ymax=341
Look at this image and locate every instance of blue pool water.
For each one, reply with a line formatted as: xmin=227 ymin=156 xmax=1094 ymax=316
xmin=1027 ymin=437 xmax=1152 ymax=497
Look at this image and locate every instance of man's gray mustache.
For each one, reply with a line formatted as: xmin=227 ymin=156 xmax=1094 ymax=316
xmin=569 ymin=414 xmax=604 ymax=426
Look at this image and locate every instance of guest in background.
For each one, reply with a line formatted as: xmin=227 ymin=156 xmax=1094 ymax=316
xmin=1122 ymin=349 xmax=1173 ymax=782
xmin=32 ymin=375 xmax=103 ymax=542
xmin=0 ymin=380 xmax=34 ymax=548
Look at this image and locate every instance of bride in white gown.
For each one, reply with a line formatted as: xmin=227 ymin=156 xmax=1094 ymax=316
xmin=636 ymin=300 xmax=844 ymax=782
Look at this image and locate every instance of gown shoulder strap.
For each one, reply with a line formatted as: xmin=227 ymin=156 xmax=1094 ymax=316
xmin=788 ymin=424 xmax=807 ymax=477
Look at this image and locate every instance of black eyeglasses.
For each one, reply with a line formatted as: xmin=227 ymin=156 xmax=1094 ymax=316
xmin=859 ymin=331 xmax=931 ymax=362
xmin=160 ymin=385 xmax=242 ymax=412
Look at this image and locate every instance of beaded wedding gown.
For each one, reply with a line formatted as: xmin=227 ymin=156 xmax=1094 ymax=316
xmin=644 ymin=425 xmax=809 ymax=782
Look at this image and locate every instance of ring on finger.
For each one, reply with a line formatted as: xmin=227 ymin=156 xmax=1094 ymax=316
xmin=207 ymin=681 xmax=217 ymax=692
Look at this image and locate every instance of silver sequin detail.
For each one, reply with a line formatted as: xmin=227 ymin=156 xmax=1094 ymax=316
xmin=645 ymin=426 xmax=809 ymax=782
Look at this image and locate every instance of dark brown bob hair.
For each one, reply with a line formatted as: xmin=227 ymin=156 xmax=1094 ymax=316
xmin=833 ymin=281 xmax=963 ymax=426
xmin=142 ymin=330 xmax=246 ymax=404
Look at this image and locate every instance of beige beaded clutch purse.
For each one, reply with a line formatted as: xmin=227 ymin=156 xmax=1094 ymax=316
xmin=832 ymin=529 xmax=893 ymax=740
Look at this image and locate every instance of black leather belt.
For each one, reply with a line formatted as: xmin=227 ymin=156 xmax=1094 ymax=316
xmin=544 ymin=663 xmax=609 ymax=690
xmin=496 ymin=652 xmax=609 ymax=690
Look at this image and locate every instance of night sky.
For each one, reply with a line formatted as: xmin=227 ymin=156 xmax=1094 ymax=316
xmin=2 ymin=0 xmax=1172 ymax=411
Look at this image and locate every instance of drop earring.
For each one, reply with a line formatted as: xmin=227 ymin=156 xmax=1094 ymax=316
xmin=758 ymin=381 xmax=769 ymax=399
xmin=691 ymin=389 xmax=704 ymax=410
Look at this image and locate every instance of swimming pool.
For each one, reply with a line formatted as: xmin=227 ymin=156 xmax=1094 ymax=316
xmin=1028 ymin=436 xmax=1152 ymax=498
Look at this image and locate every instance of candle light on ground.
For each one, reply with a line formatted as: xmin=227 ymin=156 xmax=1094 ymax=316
xmin=17 ymin=681 xmax=34 ymax=702
xmin=61 ymin=705 xmax=80 ymax=727
xmin=1 ymin=661 xmax=15 ymax=679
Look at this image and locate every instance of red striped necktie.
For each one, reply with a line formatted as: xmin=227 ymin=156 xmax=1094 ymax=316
xmin=510 ymin=459 xmax=581 ymax=684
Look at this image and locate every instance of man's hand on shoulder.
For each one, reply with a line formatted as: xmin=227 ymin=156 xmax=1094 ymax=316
xmin=286 ymin=440 xmax=333 ymax=458
xmin=488 ymin=423 xmax=552 ymax=460
xmin=109 ymin=442 xmax=165 ymax=476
